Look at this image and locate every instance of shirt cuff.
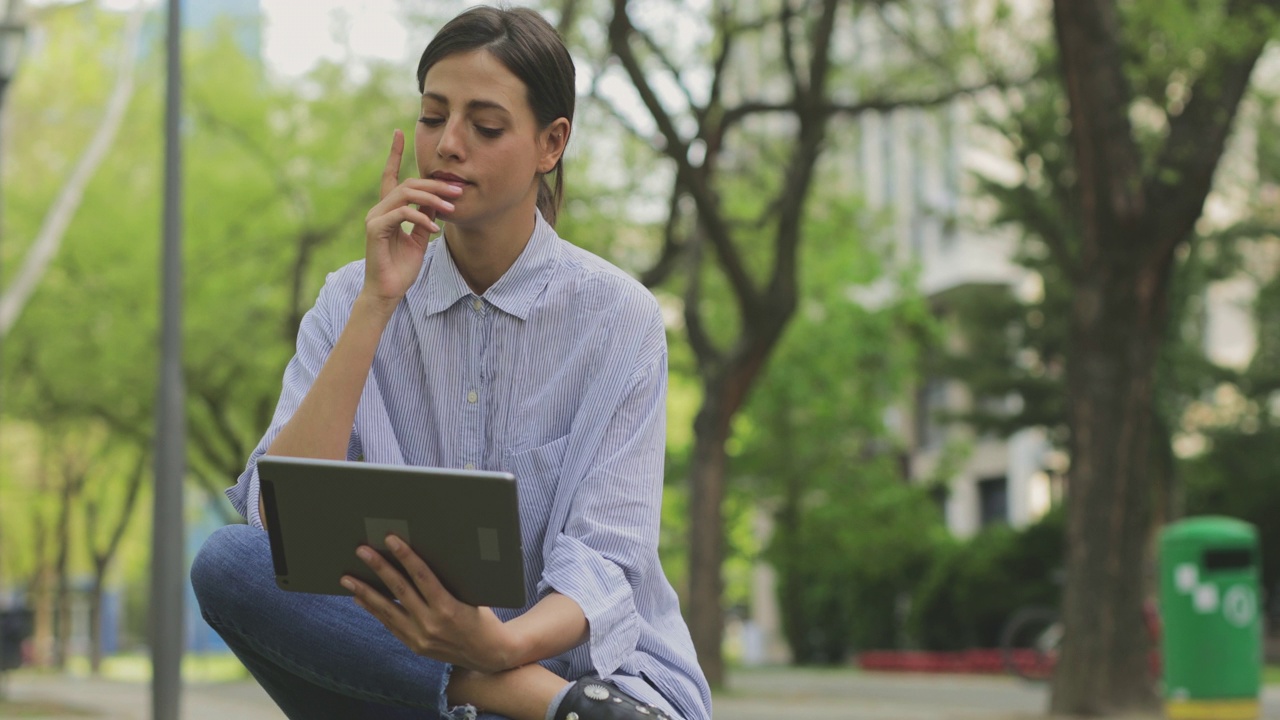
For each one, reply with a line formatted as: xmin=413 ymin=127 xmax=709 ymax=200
xmin=538 ymin=532 xmax=639 ymax=677
xmin=245 ymin=471 xmax=265 ymax=530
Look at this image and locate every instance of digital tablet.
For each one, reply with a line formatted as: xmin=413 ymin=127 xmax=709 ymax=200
xmin=256 ymin=455 xmax=526 ymax=608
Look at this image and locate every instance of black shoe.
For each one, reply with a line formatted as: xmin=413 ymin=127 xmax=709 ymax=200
xmin=552 ymin=678 xmax=676 ymax=720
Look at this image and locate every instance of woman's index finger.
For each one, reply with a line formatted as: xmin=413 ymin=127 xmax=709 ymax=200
xmin=380 ymin=129 xmax=405 ymax=200
xmin=386 ymin=534 xmax=452 ymax=604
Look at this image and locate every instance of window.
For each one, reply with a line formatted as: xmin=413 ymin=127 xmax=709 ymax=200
xmin=978 ymin=475 xmax=1008 ymax=527
xmin=914 ymin=377 xmax=948 ymax=450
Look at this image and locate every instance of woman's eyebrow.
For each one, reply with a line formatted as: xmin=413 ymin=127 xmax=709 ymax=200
xmin=422 ymin=92 xmax=512 ymax=116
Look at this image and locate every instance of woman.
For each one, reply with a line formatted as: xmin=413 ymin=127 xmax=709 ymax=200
xmin=190 ymin=7 xmax=711 ymax=720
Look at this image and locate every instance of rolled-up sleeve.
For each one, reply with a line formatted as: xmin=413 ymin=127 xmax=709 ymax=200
xmin=537 ymin=348 xmax=667 ymax=677
xmin=225 ymin=271 xmax=363 ymax=529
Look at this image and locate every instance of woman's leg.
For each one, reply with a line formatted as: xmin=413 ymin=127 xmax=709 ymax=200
xmin=191 ymin=524 xmax=463 ymax=719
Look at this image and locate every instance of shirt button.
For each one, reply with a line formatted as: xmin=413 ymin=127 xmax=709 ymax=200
xmin=472 ymin=298 xmax=483 ymax=311
xmin=467 ymin=389 xmax=478 ymax=404
xmin=464 ymin=463 xmax=475 ymax=470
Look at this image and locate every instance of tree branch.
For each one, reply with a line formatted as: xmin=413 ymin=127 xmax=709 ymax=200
xmin=632 ymin=22 xmax=700 ymax=114
xmin=91 ymin=450 xmax=146 ymax=569
xmin=697 ymin=2 xmax=735 ymax=139
xmin=1146 ymin=0 xmax=1269 ymax=264
xmin=191 ymin=379 xmax=248 ymax=475
xmin=682 ymin=234 xmax=721 ymax=368
xmin=779 ymin=0 xmax=805 ymax=95
xmin=764 ymin=0 xmax=840 ymax=314
xmin=555 ymin=0 xmax=582 ymax=37
xmin=718 ymin=78 xmax=1013 ymax=136
xmin=609 ymin=0 xmax=759 ymax=314
xmin=639 ymin=183 xmax=688 ymax=288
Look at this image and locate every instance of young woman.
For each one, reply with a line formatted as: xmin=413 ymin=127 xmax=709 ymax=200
xmin=190 ymin=7 xmax=711 ymax=720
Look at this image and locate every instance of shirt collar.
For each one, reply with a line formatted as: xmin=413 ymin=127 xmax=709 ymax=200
xmin=413 ymin=209 xmax=559 ymax=320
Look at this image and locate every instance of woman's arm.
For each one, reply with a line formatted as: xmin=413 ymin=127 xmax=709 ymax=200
xmin=264 ymin=293 xmax=396 ymax=461
xmin=257 ymin=130 xmax=459 ymax=525
xmin=345 ymin=535 xmax=587 ymax=672
xmin=257 ymin=294 xmax=396 ymax=523
xmin=502 ymin=592 xmax=588 ymax=667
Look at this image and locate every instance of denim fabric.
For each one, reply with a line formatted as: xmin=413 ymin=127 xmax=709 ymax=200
xmin=191 ymin=524 xmax=487 ymax=720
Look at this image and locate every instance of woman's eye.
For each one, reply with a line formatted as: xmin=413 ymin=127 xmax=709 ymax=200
xmin=419 ymin=116 xmax=444 ymax=127
xmin=476 ymin=126 xmax=503 ymax=138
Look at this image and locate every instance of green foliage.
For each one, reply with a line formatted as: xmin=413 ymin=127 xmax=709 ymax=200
xmin=730 ymin=188 xmax=945 ymax=663
xmin=909 ymin=507 xmax=1065 ymax=651
xmin=1181 ymin=272 xmax=1280 ymax=597
xmin=950 ymin=17 xmax=1280 ymax=531
xmin=0 ymin=3 xmax=412 ymax=605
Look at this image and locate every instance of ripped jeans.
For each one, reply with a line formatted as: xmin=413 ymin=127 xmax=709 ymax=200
xmin=190 ymin=523 xmax=483 ymax=720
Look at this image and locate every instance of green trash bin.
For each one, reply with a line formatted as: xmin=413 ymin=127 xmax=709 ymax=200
xmin=1160 ymin=516 xmax=1261 ymax=720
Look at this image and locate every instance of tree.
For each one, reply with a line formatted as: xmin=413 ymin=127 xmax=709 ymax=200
xmin=82 ymin=443 xmax=145 ymax=673
xmin=0 ymin=3 xmax=144 ymax=336
xmin=0 ymin=3 xmax=413 ymax=658
xmin=729 ymin=195 xmax=943 ymax=661
xmin=1042 ymin=1 xmax=1276 ymax=712
xmin=596 ymin=0 xmax=1005 ymax=683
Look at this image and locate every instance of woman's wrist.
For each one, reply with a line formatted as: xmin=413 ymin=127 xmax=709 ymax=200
xmin=491 ymin=613 xmax=528 ymax=671
xmin=353 ymin=289 xmax=402 ymax=324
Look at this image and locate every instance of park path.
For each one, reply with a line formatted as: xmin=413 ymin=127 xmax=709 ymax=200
xmin=6 ymin=667 xmax=1280 ymax=719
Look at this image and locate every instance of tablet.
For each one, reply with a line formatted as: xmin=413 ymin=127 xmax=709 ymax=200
xmin=256 ymin=455 xmax=526 ymax=608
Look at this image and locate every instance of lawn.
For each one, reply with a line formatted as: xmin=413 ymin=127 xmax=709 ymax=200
xmin=61 ymin=652 xmax=250 ymax=683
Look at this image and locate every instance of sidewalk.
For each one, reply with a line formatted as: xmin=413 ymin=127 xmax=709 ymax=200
xmin=6 ymin=666 xmax=1280 ymax=719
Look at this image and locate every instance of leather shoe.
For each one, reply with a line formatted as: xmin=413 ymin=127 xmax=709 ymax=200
xmin=552 ymin=677 xmax=677 ymax=720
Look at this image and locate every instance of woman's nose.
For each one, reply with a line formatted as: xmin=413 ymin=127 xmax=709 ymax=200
xmin=436 ymin=118 xmax=465 ymax=160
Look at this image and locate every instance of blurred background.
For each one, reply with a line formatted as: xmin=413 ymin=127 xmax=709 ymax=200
xmin=0 ymin=0 xmax=1278 ymax=717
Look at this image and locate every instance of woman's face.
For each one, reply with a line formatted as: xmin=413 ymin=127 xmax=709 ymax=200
xmin=414 ymin=49 xmax=566 ymax=232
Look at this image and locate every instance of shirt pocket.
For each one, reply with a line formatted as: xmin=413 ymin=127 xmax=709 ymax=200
xmin=506 ymin=434 xmax=569 ymax=562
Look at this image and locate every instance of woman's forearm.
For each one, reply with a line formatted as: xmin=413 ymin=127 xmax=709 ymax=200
xmin=268 ymin=292 xmax=396 ymax=460
xmin=503 ymin=592 xmax=589 ymax=668
xmin=258 ymin=293 xmax=397 ymax=525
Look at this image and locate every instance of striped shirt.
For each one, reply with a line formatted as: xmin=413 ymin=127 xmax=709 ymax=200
xmin=226 ymin=211 xmax=712 ymax=720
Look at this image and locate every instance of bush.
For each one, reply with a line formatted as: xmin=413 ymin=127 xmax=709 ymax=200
xmin=909 ymin=506 xmax=1065 ymax=650
xmin=768 ymin=469 xmax=950 ymax=663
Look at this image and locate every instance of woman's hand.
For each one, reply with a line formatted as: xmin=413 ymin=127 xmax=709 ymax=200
xmin=361 ymin=129 xmax=462 ymax=311
xmin=344 ymin=534 xmax=516 ymax=674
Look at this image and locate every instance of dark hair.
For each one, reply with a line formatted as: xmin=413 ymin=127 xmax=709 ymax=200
xmin=417 ymin=6 xmax=575 ymax=227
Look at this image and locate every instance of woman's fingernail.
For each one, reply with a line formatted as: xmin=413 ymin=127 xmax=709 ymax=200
xmin=357 ymin=547 xmax=374 ymax=562
xmin=340 ymin=577 xmax=355 ymax=591
xmin=441 ymin=201 xmax=456 ymax=211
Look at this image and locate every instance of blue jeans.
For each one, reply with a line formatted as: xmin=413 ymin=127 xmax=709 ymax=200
xmin=190 ymin=524 xmax=483 ymax=720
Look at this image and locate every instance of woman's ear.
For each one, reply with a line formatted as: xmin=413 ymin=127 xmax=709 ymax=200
xmin=537 ymin=117 xmax=571 ymax=173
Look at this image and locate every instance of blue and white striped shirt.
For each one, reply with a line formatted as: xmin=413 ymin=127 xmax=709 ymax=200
xmin=226 ymin=211 xmax=711 ymax=720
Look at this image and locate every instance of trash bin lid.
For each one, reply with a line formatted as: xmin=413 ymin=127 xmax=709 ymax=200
xmin=1161 ymin=516 xmax=1257 ymax=546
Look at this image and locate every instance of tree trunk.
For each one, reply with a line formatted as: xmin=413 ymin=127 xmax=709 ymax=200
xmin=1050 ymin=270 xmax=1164 ymax=714
xmin=687 ymin=386 xmax=731 ymax=688
xmin=51 ymin=474 xmax=73 ymax=670
xmin=88 ymin=564 xmax=105 ymax=675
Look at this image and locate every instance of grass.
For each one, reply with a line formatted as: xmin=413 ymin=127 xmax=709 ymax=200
xmin=0 ymin=698 xmax=95 ymax=717
xmin=58 ymin=653 xmax=250 ymax=683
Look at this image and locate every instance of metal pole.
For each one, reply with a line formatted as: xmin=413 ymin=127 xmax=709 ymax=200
xmin=0 ymin=0 xmax=25 ymax=628
xmin=151 ymin=0 xmax=184 ymax=717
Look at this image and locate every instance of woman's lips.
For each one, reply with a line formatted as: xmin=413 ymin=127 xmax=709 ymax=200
xmin=430 ymin=172 xmax=469 ymax=188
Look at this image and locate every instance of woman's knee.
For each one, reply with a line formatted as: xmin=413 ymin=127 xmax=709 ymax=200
xmin=190 ymin=523 xmax=268 ymax=616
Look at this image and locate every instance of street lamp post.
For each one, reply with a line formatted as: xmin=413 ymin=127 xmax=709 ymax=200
xmin=0 ymin=5 xmax=26 ymax=621
xmin=151 ymin=0 xmax=184 ymax=718
xmin=0 ymin=21 xmax=26 ymax=102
